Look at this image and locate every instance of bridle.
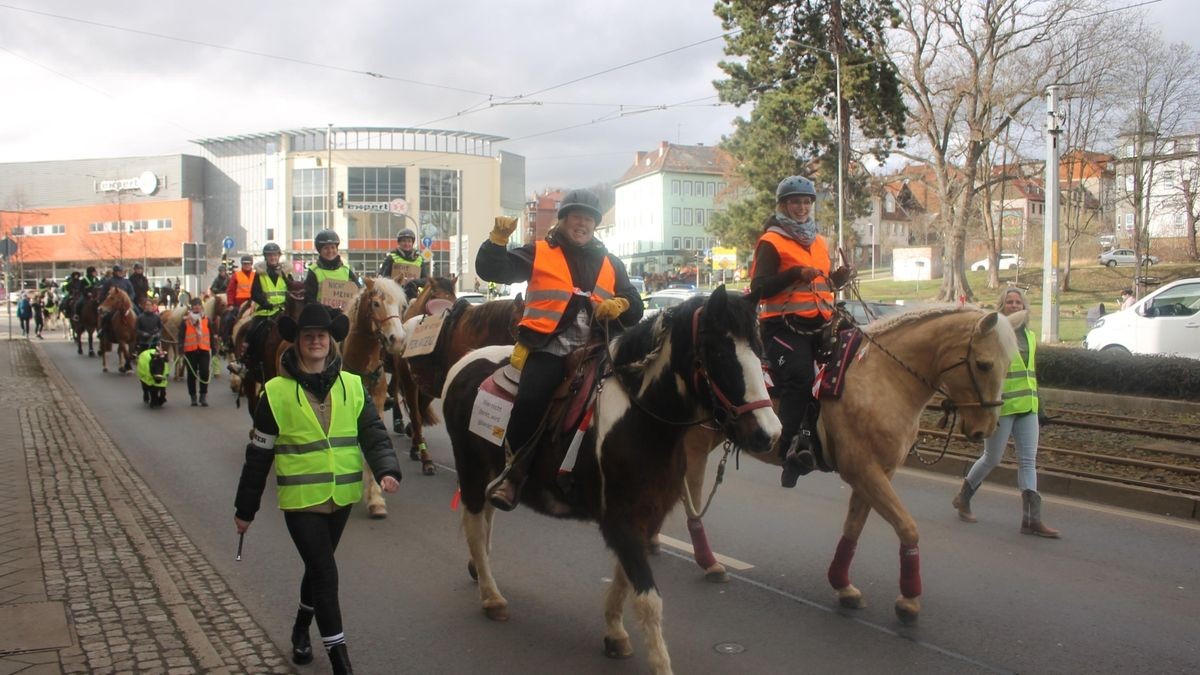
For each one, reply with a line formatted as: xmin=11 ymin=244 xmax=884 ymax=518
xmin=690 ymin=306 xmax=773 ymax=429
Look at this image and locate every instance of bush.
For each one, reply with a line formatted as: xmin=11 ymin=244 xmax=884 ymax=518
xmin=1038 ymin=346 xmax=1200 ymax=401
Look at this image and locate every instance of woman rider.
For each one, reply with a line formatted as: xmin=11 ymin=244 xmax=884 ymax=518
xmin=304 ymin=229 xmax=362 ymax=310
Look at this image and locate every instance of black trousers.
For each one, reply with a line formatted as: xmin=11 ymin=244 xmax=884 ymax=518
xmin=283 ymin=507 xmax=352 ymax=639
xmin=506 ymin=350 xmax=566 ymax=460
xmin=184 ymin=350 xmax=210 ymax=396
xmin=762 ymin=317 xmax=824 ymax=455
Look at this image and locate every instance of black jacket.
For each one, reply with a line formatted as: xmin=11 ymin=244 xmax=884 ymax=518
xmin=250 ymin=267 xmax=291 ymax=308
xmin=303 ymin=256 xmax=362 ymax=306
xmin=210 ymin=274 xmax=230 ymax=294
xmin=99 ymin=276 xmax=135 ymax=303
xmin=135 ymin=311 xmax=163 ymax=345
xmin=234 ymin=349 xmax=401 ymax=521
xmin=129 ymin=272 xmax=150 ymax=305
xmin=475 ymin=231 xmax=644 ymax=348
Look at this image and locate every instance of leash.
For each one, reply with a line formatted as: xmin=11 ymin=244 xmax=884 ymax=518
xmin=680 ymin=439 xmax=734 ymax=519
xmin=174 ymin=350 xmax=215 ymax=384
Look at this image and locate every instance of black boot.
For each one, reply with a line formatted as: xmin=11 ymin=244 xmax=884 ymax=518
xmin=290 ymin=607 xmax=314 ymax=665
xmin=780 ymin=433 xmax=817 ymax=488
xmin=327 ymin=643 xmax=353 ymax=675
xmin=199 ymin=393 xmax=208 ymax=407
xmin=392 ymin=403 xmax=404 ymax=434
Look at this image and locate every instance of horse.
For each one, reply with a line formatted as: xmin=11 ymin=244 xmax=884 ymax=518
xmin=157 ymin=281 xmax=181 ymax=309
xmin=675 ymin=305 xmax=1022 ymax=624
xmin=98 ymin=288 xmax=137 ymax=374
xmin=235 ymin=277 xmax=306 ymax=418
xmin=158 ymin=306 xmax=188 ymax=380
xmin=204 ymin=294 xmax=229 ymax=361
xmin=71 ymin=289 xmax=99 ymax=356
xmin=443 ymin=288 xmax=781 ymax=675
xmin=340 ymin=277 xmax=410 ymax=518
xmin=390 ymin=276 xmax=457 ymax=474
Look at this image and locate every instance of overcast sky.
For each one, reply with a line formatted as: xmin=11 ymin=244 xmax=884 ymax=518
xmin=1 ymin=0 xmax=1196 ymax=192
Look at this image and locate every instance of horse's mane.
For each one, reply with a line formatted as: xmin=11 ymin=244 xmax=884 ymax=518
xmin=100 ymin=287 xmax=131 ymax=310
xmin=458 ymin=298 xmax=519 ymax=337
xmin=346 ymin=277 xmax=407 ymax=329
xmin=864 ymin=303 xmax=1019 ymax=357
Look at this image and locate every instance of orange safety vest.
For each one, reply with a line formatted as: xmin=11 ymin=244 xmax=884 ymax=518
xmin=519 ymin=241 xmax=617 ymax=334
xmin=184 ymin=317 xmax=211 ymax=352
xmin=752 ymin=231 xmax=834 ymax=320
xmin=232 ymin=269 xmax=255 ymax=303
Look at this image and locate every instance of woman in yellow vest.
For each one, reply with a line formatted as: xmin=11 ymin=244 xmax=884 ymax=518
xmin=953 ymin=287 xmax=1060 ymax=538
xmin=751 ymin=175 xmax=852 ymax=488
xmin=183 ymin=297 xmax=211 ymax=407
xmin=378 ymin=228 xmax=428 ymax=299
xmin=233 ymin=303 xmax=401 ymax=674
xmin=475 ymin=188 xmax=644 ymax=511
xmin=304 ymin=229 xmax=362 ymax=309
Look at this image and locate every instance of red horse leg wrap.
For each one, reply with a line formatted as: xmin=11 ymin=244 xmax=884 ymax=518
xmin=686 ymin=518 xmax=719 ymax=570
xmin=828 ymin=536 xmax=857 ymax=589
xmin=899 ymin=544 xmax=922 ymax=598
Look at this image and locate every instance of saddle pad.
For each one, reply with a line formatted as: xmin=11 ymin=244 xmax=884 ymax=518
xmin=817 ymin=329 xmax=863 ymax=400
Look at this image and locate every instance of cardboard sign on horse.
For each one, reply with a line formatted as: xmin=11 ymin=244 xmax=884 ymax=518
xmin=442 ymin=288 xmax=781 ymax=675
xmin=98 ymin=288 xmax=137 ymax=374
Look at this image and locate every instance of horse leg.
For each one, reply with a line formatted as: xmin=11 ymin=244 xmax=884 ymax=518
xmin=603 ymin=562 xmax=634 ymax=659
xmin=463 ymin=505 xmax=507 ymax=620
xmin=88 ymin=332 xmax=95 ymax=357
xmin=608 ymin=532 xmax=672 ymax=675
xmin=829 ymin=489 xmax=871 ymax=610
xmin=849 ymin=466 xmax=922 ymax=624
xmin=363 ymin=467 xmax=387 ymax=519
xmin=680 ymin=434 xmax=727 ymax=582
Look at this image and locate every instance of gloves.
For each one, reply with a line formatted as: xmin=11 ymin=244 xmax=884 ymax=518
xmin=829 ymin=265 xmax=856 ymax=288
xmin=787 ymin=266 xmax=820 ymax=284
xmin=594 ymin=297 xmax=630 ymax=321
xmin=490 ymin=216 xmax=519 ymax=246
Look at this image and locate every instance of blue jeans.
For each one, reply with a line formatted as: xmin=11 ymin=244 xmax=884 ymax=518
xmin=966 ymin=412 xmax=1039 ymax=492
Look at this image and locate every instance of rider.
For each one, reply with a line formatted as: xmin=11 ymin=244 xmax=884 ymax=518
xmin=750 ymin=175 xmax=853 ymax=488
xmin=240 ymin=243 xmax=291 ymax=378
xmin=303 ymin=229 xmax=362 ymax=309
xmin=97 ymin=264 xmax=135 ymax=341
xmin=224 ymin=255 xmax=256 ymax=350
xmin=135 ymin=296 xmax=163 ymax=352
xmin=210 ymin=263 xmax=231 ymax=295
xmin=476 ymin=188 xmax=644 ymax=511
xmin=73 ymin=266 xmax=101 ymax=320
xmin=378 ymin=228 xmax=428 ymax=299
xmin=129 ymin=263 xmax=150 ymax=310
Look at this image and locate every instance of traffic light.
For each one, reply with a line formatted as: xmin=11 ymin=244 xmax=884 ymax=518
xmin=336 ymin=191 xmax=344 ymax=208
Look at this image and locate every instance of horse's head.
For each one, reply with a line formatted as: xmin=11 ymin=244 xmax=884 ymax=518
xmin=407 ymin=276 xmax=458 ymax=319
xmin=936 ymin=309 xmax=1021 ymax=441
xmin=360 ymin=277 xmax=409 ymax=354
xmin=100 ymin=288 xmax=131 ymax=314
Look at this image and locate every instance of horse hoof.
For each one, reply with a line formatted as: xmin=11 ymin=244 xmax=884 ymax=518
xmin=409 ymin=448 xmax=420 ymax=461
xmin=704 ymin=566 xmax=730 ymax=584
xmin=367 ymin=505 xmax=388 ymax=519
xmin=467 ymin=560 xmax=478 ymax=581
xmin=838 ymin=594 xmax=866 ymax=610
xmin=483 ymin=603 xmax=509 ymax=622
xmin=422 ymin=461 xmax=436 ymax=476
xmin=88 ymin=352 xmax=95 ymax=357
xmin=102 ymin=367 xmax=108 ymax=373
xmin=604 ymin=636 xmax=634 ymax=659
xmin=894 ymin=596 xmax=920 ymax=625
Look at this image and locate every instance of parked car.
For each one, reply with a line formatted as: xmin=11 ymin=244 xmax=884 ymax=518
xmin=628 ymin=276 xmax=646 ymax=296
xmin=841 ymin=300 xmax=908 ymax=325
xmin=1097 ymin=248 xmax=1159 ymax=267
xmin=1084 ymin=277 xmax=1200 ymax=359
xmin=642 ymin=289 xmax=709 ymax=321
xmin=457 ymin=291 xmax=487 ymax=305
xmin=970 ymin=253 xmax=1023 ymax=271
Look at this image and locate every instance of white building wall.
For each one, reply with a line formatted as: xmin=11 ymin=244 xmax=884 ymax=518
xmin=613 ymin=174 xmax=664 ymax=265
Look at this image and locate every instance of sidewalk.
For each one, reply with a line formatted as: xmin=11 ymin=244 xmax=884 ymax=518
xmin=0 ymin=338 xmax=292 ymax=674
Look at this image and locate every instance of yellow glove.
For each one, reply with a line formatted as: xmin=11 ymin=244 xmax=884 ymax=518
xmin=510 ymin=342 xmax=529 ymax=371
xmin=490 ymin=216 xmax=519 ymax=246
xmin=594 ymin=297 xmax=630 ymax=321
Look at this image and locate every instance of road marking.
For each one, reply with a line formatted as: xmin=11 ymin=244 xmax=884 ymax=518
xmin=655 ymin=534 xmax=755 ymax=571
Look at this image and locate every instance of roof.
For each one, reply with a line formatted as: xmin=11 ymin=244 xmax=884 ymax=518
xmin=616 ymin=142 xmax=734 ymax=186
xmin=190 ymin=126 xmax=507 ymax=146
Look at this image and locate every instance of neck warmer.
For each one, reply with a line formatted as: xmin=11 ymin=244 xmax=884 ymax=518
xmin=774 ymin=212 xmax=818 ymax=246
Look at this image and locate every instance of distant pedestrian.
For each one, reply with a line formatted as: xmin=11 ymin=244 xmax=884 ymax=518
xmin=183 ymin=298 xmax=211 ymax=407
xmin=1119 ymin=288 xmax=1135 ymax=311
xmin=17 ymin=293 xmax=33 ymax=337
xmin=952 ymin=287 xmax=1060 ymax=538
xmin=234 ymin=304 xmax=400 ymax=674
xmin=31 ymin=292 xmax=45 ymax=339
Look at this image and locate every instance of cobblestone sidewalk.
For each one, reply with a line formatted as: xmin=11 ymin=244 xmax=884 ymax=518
xmin=0 ymin=338 xmax=292 ymax=674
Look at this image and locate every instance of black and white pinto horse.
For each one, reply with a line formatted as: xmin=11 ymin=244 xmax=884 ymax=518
xmin=443 ymin=287 xmax=781 ymax=675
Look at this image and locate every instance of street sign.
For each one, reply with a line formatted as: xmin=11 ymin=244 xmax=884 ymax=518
xmin=421 ymin=249 xmax=433 ymax=261
xmin=421 ymin=236 xmax=433 ymax=248
xmin=182 ymin=242 xmax=208 ymax=276
xmin=222 ymin=236 xmax=235 ymax=250
xmin=389 ymin=198 xmax=409 ymax=216
xmin=0 ymin=237 xmax=17 ymax=258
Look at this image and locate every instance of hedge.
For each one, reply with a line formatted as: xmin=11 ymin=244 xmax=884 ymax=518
xmin=1038 ymin=346 xmax=1200 ymax=402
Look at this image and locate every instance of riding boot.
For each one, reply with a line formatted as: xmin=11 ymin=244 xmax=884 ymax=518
xmin=199 ymin=394 xmax=208 ymax=407
xmin=326 ymin=643 xmax=353 ymax=675
xmin=486 ymin=441 xmax=535 ymax=512
xmin=290 ymin=606 xmax=314 ymax=665
xmin=1020 ymin=490 xmax=1060 ymax=538
xmin=190 ymin=395 xmax=198 ymax=407
xmin=952 ymin=479 xmax=978 ymax=523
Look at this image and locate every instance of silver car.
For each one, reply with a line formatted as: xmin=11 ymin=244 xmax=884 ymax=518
xmin=1098 ymin=248 xmax=1159 ymax=267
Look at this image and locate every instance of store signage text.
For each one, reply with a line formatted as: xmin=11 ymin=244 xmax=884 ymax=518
xmin=95 ymin=171 xmax=159 ymax=196
xmin=346 ymin=202 xmax=392 ymax=212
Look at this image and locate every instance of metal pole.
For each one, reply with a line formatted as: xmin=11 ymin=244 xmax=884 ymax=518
xmin=1042 ymin=85 xmax=1062 ymax=343
xmin=326 ymin=124 xmax=334 ymax=237
xmin=835 ymin=51 xmax=845 ymax=257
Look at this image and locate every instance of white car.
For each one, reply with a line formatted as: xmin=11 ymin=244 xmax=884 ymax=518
xmin=1084 ymin=278 xmax=1200 ymax=359
xmin=456 ymin=291 xmax=487 ymax=305
xmin=642 ymin=289 xmax=709 ymax=321
xmin=970 ymin=253 xmax=1022 ymax=271
xmin=1097 ymin=248 xmax=1159 ymax=267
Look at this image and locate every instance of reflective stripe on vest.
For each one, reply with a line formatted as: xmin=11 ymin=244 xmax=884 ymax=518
xmin=389 ymin=253 xmax=422 ymax=281
xmin=254 ymin=273 xmax=288 ymax=316
xmin=265 ymin=372 xmax=366 ymax=510
xmin=518 ymin=240 xmax=617 ymax=334
xmin=184 ymin=317 xmax=210 ymax=352
xmin=1000 ymin=328 xmax=1038 ymax=416
xmin=137 ymin=350 xmax=166 ymax=388
xmin=752 ymin=231 xmax=834 ymax=320
xmin=232 ymin=270 xmax=255 ymax=303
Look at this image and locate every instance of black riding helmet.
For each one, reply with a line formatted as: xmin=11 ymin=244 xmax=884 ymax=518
xmin=314 ymin=229 xmax=340 ymax=248
xmin=396 ymin=228 xmax=416 ymax=242
xmin=113 ymin=264 xmax=124 ymax=273
xmin=240 ymin=254 xmax=253 ymax=265
xmin=262 ymin=242 xmax=282 ymax=255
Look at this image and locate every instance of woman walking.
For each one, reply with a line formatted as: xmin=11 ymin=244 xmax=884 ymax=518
xmin=952 ymin=287 xmax=1060 ymax=538
xmin=234 ymin=304 xmax=401 ymax=673
xmin=182 ymin=297 xmax=211 ymax=406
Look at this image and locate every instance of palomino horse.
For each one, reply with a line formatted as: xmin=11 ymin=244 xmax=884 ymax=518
xmin=443 ymin=288 xmax=781 ymax=675
xmin=234 ymin=278 xmax=306 ymax=418
xmin=71 ymin=289 xmax=99 ymax=356
xmin=158 ymin=307 xmax=188 ymax=380
xmin=341 ymin=277 xmax=409 ymax=518
xmin=391 ymin=276 xmax=457 ymax=474
xmin=98 ymin=288 xmax=137 ymax=373
xmin=204 ymin=294 xmax=228 ymax=360
xmin=676 ymin=306 xmax=1021 ymax=624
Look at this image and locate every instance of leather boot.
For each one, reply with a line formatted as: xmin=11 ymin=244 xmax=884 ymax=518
xmin=190 ymin=395 xmax=198 ymax=407
xmin=290 ymin=607 xmax=314 ymax=665
xmin=1020 ymin=490 xmax=1060 ymax=538
xmin=487 ymin=441 xmax=533 ymax=512
xmin=199 ymin=394 xmax=208 ymax=407
xmin=780 ymin=433 xmax=817 ymax=489
xmin=327 ymin=643 xmax=353 ymax=675
xmin=953 ymin=479 xmax=978 ymax=523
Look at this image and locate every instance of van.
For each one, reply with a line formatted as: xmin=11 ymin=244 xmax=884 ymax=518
xmin=1084 ymin=278 xmax=1200 ymax=359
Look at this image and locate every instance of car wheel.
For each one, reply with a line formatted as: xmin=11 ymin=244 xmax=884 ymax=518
xmin=1101 ymin=344 xmax=1131 ymax=356
xmin=1105 ymin=260 xmax=1117 ymax=268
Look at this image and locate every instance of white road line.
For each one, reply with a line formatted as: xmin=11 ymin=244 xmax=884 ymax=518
xmin=655 ymin=534 xmax=755 ymax=571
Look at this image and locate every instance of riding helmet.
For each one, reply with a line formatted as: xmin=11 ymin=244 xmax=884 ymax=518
xmin=240 ymin=254 xmax=253 ymax=264
xmin=776 ymin=175 xmax=817 ymax=202
xmin=556 ymin=189 xmax=603 ymax=222
xmin=112 ymin=264 xmax=124 ymax=273
xmin=396 ymin=228 xmax=416 ymax=242
xmin=314 ymin=229 xmax=340 ymax=248
xmin=262 ymin=242 xmax=282 ymax=255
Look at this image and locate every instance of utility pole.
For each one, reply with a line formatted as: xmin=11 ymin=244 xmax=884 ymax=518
xmin=326 ymin=123 xmax=334 ymax=245
xmin=1042 ymin=85 xmax=1062 ymax=343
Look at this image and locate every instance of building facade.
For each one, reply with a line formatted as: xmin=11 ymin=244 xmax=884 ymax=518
xmin=524 ymin=189 xmax=565 ymax=243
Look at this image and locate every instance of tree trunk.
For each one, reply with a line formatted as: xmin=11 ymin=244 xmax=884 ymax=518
xmin=937 ymin=224 xmax=973 ymax=302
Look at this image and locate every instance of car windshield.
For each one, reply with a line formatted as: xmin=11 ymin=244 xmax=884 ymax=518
xmin=646 ymin=295 xmax=685 ymax=310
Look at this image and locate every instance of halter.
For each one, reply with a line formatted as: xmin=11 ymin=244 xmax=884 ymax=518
xmin=689 ymin=306 xmax=774 ymax=428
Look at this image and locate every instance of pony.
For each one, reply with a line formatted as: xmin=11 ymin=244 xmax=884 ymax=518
xmin=98 ymin=288 xmax=137 ymax=374
xmin=675 ymin=305 xmax=1021 ymax=624
xmin=390 ymin=276 xmax=457 ymax=474
xmin=71 ymin=288 xmax=99 ymax=356
xmin=234 ymin=277 xmax=306 ymax=418
xmin=442 ymin=288 xmax=781 ymax=675
xmin=340 ymin=277 xmax=410 ymax=518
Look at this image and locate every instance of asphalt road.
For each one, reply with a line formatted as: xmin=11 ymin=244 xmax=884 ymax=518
xmin=41 ymin=337 xmax=1200 ymax=674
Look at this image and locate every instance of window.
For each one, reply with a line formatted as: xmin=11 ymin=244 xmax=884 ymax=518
xmin=695 ymin=209 xmax=705 ymax=226
xmin=671 ymin=180 xmax=680 ymax=195
xmin=1126 ymin=214 xmax=1134 ymax=228
xmin=683 ymin=238 xmax=693 ymax=249
xmin=707 ymin=182 xmax=716 ymax=196
xmin=1175 ymin=212 xmax=1186 ymax=225
xmin=671 ymin=208 xmax=681 ymax=225
xmin=707 ymin=209 xmax=715 ymax=224
xmin=291 ymin=168 xmax=328 ymax=246
xmin=266 ymin=228 xmax=275 ymax=241
xmin=419 ymin=168 xmax=460 ymax=276
xmin=347 ymin=167 xmax=407 ymax=241
xmin=683 ymin=181 xmax=692 ymax=196
xmin=672 ymin=237 xmax=681 ymax=249
xmin=15 ymin=224 xmax=65 ymax=236
xmin=1146 ymin=283 xmax=1200 ymax=318
xmin=683 ymin=209 xmax=693 ymax=226
xmin=885 ymin=193 xmax=896 ymax=212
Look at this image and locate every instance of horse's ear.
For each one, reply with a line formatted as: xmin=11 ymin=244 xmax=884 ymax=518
xmin=365 ymin=276 xmax=375 ymax=290
xmin=976 ymin=311 xmax=1000 ymax=336
xmin=513 ymin=293 xmax=524 ymax=311
xmin=707 ymin=284 xmax=728 ymax=316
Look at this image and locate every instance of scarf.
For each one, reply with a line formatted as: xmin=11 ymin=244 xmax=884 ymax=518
xmin=774 ymin=212 xmax=818 ymax=246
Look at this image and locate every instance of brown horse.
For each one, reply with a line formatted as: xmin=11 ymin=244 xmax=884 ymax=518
xmin=235 ymin=277 xmax=306 ymax=418
xmin=677 ymin=306 xmax=1022 ymax=624
xmin=443 ymin=289 xmax=780 ymax=675
xmin=341 ymin=277 xmax=409 ymax=517
xmin=390 ymin=277 xmax=457 ymax=474
xmin=71 ymin=289 xmax=99 ymax=357
xmin=98 ymin=288 xmax=137 ymax=373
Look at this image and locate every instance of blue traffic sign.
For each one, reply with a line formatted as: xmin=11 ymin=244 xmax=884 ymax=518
xmin=222 ymin=236 xmax=236 ymax=250
xmin=421 ymin=237 xmax=433 ymax=248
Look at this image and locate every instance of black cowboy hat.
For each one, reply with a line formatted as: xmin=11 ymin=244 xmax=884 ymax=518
xmin=278 ymin=304 xmax=349 ymax=343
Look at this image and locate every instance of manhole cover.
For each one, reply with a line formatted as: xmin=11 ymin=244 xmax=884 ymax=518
xmin=713 ymin=642 xmax=745 ymax=655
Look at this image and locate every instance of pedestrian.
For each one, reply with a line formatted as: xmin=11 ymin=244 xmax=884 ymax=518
xmin=475 ymin=188 xmax=643 ymax=511
xmin=750 ymin=175 xmax=852 ymax=487
xmin=129 ymin=262 xmax=150 ymax=310
xmin=233 ymin=303 xmax=401 ymax=674
xmin=183 ymin=297 xmax=211 ymax=407
xmin=1119 ymin=288 xmax=1136 ymax=311
xmin=17 ymin=293 xmax=33 ymax=337
xmin=31 ymin=292 xmax=45 ymax=339
xmin=952 ymin=286 xmax=1060 ymax=538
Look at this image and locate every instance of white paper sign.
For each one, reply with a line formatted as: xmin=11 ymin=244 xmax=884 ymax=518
xmin=469 ymin=388 xmax=513 ymax=445
xmin=402 ymin=313 xmax=445 ymax=356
